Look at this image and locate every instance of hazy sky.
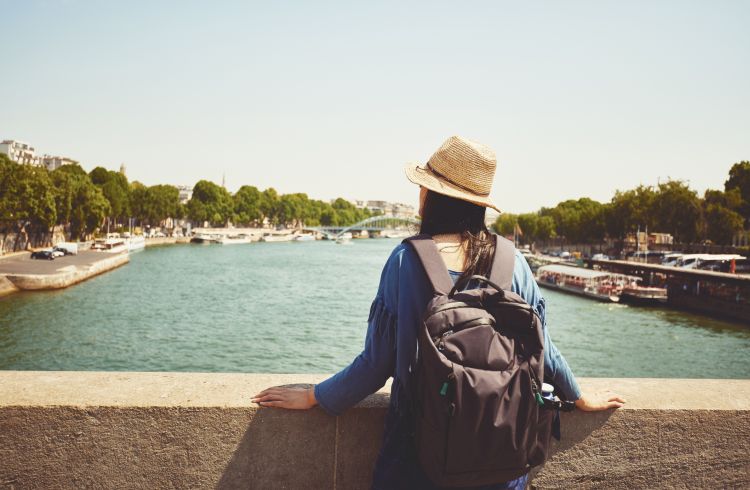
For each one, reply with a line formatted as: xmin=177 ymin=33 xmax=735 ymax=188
xmin=1 ymin=1 xmax=748 ymax=213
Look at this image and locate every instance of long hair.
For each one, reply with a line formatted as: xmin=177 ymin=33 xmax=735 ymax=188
xmin=419 ymin=190 xmax=495 ymax=279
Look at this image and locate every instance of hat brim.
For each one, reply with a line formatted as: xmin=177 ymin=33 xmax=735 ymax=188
xmin=404 ymin=162 xmax=501 ymax=213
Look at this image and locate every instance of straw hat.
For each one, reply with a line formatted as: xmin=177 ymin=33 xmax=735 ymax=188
xmin=404 ymin=135 xmax=500 ymax=212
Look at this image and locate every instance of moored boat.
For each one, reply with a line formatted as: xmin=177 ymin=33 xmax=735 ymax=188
xmin=216 ymin=234 xmax=252 ymax=245
xmin=619 ymin=281 xmax=668 ymax=305
xmin=294 ymin=234 xmax=315 ymax=242
xmin=536 ymin=264 xmax=624 ymax=302
xmin=260 ymin=233 xmax=295 ymax=242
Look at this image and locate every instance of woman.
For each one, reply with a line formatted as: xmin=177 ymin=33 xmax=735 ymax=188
xmin=253 ymin=136 xmax=625 ymax=489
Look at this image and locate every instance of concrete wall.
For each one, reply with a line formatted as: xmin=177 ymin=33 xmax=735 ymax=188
xmin=0 ymin=372 xmax=748 ymax=489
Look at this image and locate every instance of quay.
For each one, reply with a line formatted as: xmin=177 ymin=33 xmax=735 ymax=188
xmin=0 ymin=371 xmax=747 ymax=489
xmin=586 ymin=259 xmax=750 ymax=324
xmin=0 ymin=250 xmax=129 ymax=296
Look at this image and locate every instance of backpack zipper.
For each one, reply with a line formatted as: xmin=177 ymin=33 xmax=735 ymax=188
xmin=529 ymin=369 xmax=544 ymax=407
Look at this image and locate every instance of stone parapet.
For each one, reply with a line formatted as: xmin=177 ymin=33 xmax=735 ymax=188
xmin=0 ymin=372 xmax=748 ymax=489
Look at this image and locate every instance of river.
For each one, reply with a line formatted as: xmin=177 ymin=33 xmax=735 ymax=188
xmin=1 ymin=239 xmax=748 ymax=378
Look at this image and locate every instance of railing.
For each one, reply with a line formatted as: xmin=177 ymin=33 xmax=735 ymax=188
xmin=1 ymin=372 xmax=748 ymax=489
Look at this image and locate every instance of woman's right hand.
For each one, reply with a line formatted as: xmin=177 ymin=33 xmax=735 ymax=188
xmin=574 ymin=391 xmax=626 ymax=411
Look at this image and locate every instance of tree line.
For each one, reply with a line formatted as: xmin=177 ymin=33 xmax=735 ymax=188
xmin=494 ymin=161 xmax=750 ymax=246
xmin=0 ymin=154 xmax=373 ymax=240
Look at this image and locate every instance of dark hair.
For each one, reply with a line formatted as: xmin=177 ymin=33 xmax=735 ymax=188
xmin=419 ymin=190 xmax=495 ymax=279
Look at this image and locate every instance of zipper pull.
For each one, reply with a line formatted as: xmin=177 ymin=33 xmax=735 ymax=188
xmin=439 ymin=382 xmax=449 ymax=396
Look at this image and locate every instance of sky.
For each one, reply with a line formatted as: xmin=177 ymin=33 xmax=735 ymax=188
xmin=1 ymin=0 xmax=748 ymax=213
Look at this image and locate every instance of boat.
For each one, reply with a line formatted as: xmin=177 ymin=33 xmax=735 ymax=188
xmin=261 ymin=233 xmax=296 ymax=242
xmin=91 ymin=237 xmax=128 ymax=254
xmin=536 ymin=264 xmax=626 ymax=302
xmin=294 ymin=234 xmax=315 ymax=242
xmin=191 ymin=233 xmax=218 ymax=244
xmin=336 ymin=232 xmax=353 ymax=245
xmin=216 ymin=234 xmax=253 ymax=245
xmin=126 ymin=235 xmax=146 ymax=252
xmin=619 ymin=279 xmax=668 ymax=305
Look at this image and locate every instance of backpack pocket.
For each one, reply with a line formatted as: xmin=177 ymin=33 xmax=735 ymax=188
xmin=442 ymin=364 xmax=536 ymax=475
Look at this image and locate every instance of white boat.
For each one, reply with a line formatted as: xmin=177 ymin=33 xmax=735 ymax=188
xmin=91 ymin=237 xmax=128 ymax=254
xmin=261 ymin=233 xmax=295 ymax=242
xmin=294 ymin=234 xmax=315 ymax=242
xmin=217 ymin=234 xmax=253 ymax=245
xmin=336 ymin=232 xmax=353 ymax=245
xmin=620 ymin=279 xmax=668 ymax=305
xmin=127 ymin=235 xmax=146 ymax=252
xmin=536 ymin=264 xmax=629 ymax=302
xmin=191 ymin=233 xmax=218 ymax=244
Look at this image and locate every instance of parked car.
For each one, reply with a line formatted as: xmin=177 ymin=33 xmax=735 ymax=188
xmin=31 ymin=250 xmax=55 ymax=260
xmin=54 ymin=242 xmax=78 ymax=255
xmin=53 ymin=246 xmax=74 ymax=256
xmin=591 ymin=253 xmax=610 ymax=261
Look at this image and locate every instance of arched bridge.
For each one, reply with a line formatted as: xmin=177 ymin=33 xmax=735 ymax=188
xmin=302 ymin=215 xmax=421 ymax=240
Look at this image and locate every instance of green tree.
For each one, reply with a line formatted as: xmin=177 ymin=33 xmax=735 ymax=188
xmin=260 ymin=188 xmax=280 ymax=225
xmin=493 ymin=213 xmax=517 ymax=236
xmin=233 ymin=185 xmax=263 ymax=225
xmin=703 ymin=189 xmax=744 ymax=244
xmin=142 ymin=185 xmax=180 ymax=225
xmin=725 ymin=161 xmax=750 ymax=224
xmin=187 ymin=180 xmax=233 ymax=226
xmin=0 ymin=154 xmax=57 ymax=233
xmin=605 ymin=185 xmax=657 ymax=239
xmin=52 ymin=164 xmax=110 ymax=239
xmin=651 ymin=180 xmax=702 ymax=243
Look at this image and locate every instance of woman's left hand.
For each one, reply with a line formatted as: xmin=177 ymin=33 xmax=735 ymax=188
xmin=251 ymin=386 xmax=318 ymax=409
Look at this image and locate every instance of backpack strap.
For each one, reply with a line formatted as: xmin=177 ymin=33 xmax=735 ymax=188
xmin=403 ymin=234 xmax=454 ymax=296
xmin=488 ymin=234 xmax=516 ymax=291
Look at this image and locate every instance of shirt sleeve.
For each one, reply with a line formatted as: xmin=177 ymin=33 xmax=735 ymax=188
xmin=512 ymin=251 xmax=582 ymax=401
xmin=313 ymin=250 xmax=399 ymax=415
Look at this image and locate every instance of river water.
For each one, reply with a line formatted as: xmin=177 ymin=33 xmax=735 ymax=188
xmin=1 ymin=239 xmax=748 ymax=378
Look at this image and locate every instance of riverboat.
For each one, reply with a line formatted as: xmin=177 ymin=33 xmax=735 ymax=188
xmin=536 ymin=264 xmax=626 ymax=302
xmin=91 ymin=237 xmax=128 ymax=254
xmin=620 ymin=281 xmax=668 ymax=305
xmin=191 ymin=233 xmax=218 ymax=244
xmin=294 ymin=234 xmax=315 ymax=242
xmin=216 ymin=234 xmax=253 ymax=245
xmin=260 ymin=233 xmax=295 ymax=242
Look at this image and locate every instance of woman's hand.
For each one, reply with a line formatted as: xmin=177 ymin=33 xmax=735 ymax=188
xmin=251 ymin=386 xmax=318 ymax=410
xmin=575 ymin=391 xmax=626 ymax=411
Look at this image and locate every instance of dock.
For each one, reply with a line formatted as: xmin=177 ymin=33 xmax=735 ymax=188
xmin=0 ymin=251 xmax=129 ymax=296
xmin=585 ymin=259 xmax=750 ymax=324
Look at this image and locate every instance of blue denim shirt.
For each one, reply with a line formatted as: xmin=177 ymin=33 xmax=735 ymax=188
xmin=314 ymin=242 xmax=582 ymax=488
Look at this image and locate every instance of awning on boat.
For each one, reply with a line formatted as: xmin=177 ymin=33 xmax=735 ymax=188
xmin=537 ymin=264 xmax=614 ymax=280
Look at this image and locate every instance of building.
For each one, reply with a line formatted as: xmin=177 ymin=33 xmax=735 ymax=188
xmin=0 ymin=140 xmax=37 ymax=165
xmin=177 ymin=185 xmax=193 ymax=204
xmin=39 ymin=154 xmax=76 ymax=172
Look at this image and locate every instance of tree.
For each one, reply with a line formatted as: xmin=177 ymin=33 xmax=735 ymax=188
xmin=260 ymin=188 xmax=280 ymax=225
xmin=605 ymin=186 xmax=657 ymax=239
xmin=703 ymin=189 xmax=744 ymax=244
xmin=0 ymin=154 xmax=57 ymax=233
xmin=233 ymin=185 xmax=263 ymax=225
xmin=52 ymin=164 xmax=110 ymax=239
xmin=142 ymin=185 xmax=180 ymax=226
xmin=725 ymin=161 xmax=750 ymax=224
xmin=187 ymin=180 xmax=233 ymax=226
xmin=651 ymin=180 xmax=702 ymax=243
xmin=493 ymin=213 xmax=517 ymax=236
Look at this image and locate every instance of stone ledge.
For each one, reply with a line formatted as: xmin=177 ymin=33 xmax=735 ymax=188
xmin=0 ymin=372 xmax=748 ymax=489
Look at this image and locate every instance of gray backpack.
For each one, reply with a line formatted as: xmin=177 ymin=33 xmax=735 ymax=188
xmin=404 ymin=233 xmax=559 ymax=486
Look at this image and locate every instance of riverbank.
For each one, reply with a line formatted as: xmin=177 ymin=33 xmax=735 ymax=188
xmin=0 ymin=251 xmax=129 ymax=296
xmin=0 ymin=371 xmax=747 ymax=489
